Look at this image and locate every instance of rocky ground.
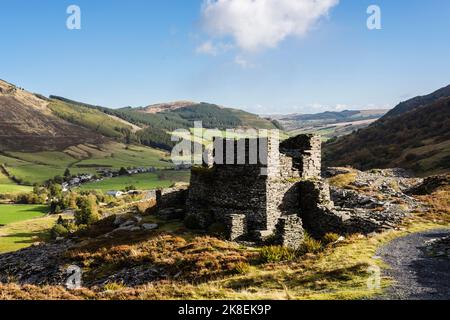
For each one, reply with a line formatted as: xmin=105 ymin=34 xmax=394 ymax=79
xmin=0 ymin=241 xmax=72 ymax=286
xmin=0 ymin=168 xmax=447 ymax=298
xmin=0 ymin=211 xmax=255 ymax=288
xmin=0 ymin=214 xmax=163 ymax=287
xmin=326 ymin=167 xmax=424 ymax=233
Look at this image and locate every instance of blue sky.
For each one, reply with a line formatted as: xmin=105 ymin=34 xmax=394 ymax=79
xmin=1 ymin=0 xmax=449 ymax=114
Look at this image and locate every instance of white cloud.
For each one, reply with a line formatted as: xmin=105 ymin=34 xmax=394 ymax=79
xmin=200 ymin=0 xmax=339 ymax=52
xmin=234 ymin=55 xmax=254 ymax=68
xmin=333 ymin=104 xmax=349 ymax=111
xmin=196 ymin=41 xmax=219 ymax=55
xmin=196 ymin=41 xmax=233 ymax=56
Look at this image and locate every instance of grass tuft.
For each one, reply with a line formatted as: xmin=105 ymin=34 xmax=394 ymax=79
xmin=328 ymin=173 xmax=357 ymax=188
xmin=259 ymin=246 xmax=298 ymax=263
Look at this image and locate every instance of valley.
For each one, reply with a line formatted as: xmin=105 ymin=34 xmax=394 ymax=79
xmin=1 ymin=0 xmax=450 ymax=306
xmin=0 ymin=78 xmax=449 ymax=301
xmin=0 ymin=79 xmax=281 ymax=193
xmin=0 ymin=142 xmax=172 ymax=185
xmin=324 ymin=85 xmax=450 ymax=176
xmin=271 ymin=109 xmax=388 ymax=141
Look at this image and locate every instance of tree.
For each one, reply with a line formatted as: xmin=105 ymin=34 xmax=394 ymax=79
xmin=64 ymin=168 xmax=72 ymax=179
xmin=68 ymin=192 xmax=78 ymax=209
xmin=124 ymin=185 xmax=137 ymax=192
xmin=53 ymin=175 xmax=64 ymax=184
xmin=49 ymin=201 xmax=57 ymax=213
xmin=74 ymin=195 xmax=100 ymax=225
xmin=118 ymin=167 xmax=129 ymax=176
xmin=48 ymin=182 xmax=62 ymax=200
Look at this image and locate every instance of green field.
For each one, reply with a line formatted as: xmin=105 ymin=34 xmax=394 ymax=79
xmin=1 ymin=142 xmax=173 ymax=185
xmin=0 ymin=205 xmax=49 ymax=225
xmin=73 ymin=144 xmax=172 ymax=171
xmin=0 ymin=216 xmax=57 ymax=254
xmin=79 ymin=170 xmax=190 ymax=192
xmin=0 ymin=172 xmax=33 ymax=194
xmin=0 ymin=205 xmax=53 ymax=253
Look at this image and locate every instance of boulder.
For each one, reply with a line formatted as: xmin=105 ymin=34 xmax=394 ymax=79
xmin=142 ymin=223 xmax=159 ymax=231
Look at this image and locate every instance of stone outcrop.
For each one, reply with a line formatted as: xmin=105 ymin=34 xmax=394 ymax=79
xmin=407 ymin=174 xmax=449 ymax=195
xmin=0 ymin=241 xmax=72 ymax=286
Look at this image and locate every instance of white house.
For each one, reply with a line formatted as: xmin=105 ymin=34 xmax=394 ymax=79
xmin=106 ymin=190 xmax=124 ymax=198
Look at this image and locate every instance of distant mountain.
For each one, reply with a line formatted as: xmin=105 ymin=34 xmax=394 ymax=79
xmin=138 ymin=101 xmax=197 ymax=114
xmin=289 ymin=109 xmax=387 ymax=122
xmin=135 ymin=101 xmax=277 ymax=129
xmin=324 ymin=86 xmax=450 ymax=176
xmin=272 ymin=109 xmax=388 ymax=140
xmin=383 ymin=85 xmax=450 ymax=119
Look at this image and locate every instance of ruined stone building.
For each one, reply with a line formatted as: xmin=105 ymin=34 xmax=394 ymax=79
xmin=186 ymin=134 xmax=321 ymax=248
xmin=185 ymin=134 xmax=397 ymax=248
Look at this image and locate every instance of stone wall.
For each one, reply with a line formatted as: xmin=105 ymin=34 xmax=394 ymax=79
xmin=143 ymin=186 xmax=188 ymax=220
xmin=156 ymin=187 xmax=189 ymax=210
xmin=224 ymin=214 xmax=247 ymax=241
xmin=280 ymin=134 xmax=322 ymax=179
xmin=187 ymin=164 xmax=268 ymax=232
xmin=298 ymin=180 xmax=347 ymax=238
xmin=265 ymin=180 xmax=299 ymax=232
xmin=276 ymin=215 xmax=305 ymax=249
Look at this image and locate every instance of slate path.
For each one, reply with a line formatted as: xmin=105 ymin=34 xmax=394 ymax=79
xmin=377 ymin=229 xmax=450 ymax=300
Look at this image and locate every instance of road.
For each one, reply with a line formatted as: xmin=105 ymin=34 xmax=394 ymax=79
xmin=377 ymin=229 xmax=450 ymax=300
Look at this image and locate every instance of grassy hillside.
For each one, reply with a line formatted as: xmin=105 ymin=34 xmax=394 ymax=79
xmin=0 ymin=171 xmax=32 ymax=194
xmin=324 ymin=97 xmax=450 ymax=176
xmin=0 ymin=81 xmax=107 ymax=152
xmin=48 ymin=100 xmax=138 ymax=143
xmin=0 ymin=82 xmax=181 ymax=187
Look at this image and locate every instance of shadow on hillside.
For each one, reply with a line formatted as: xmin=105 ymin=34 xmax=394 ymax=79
xmin=1 ymin=230 xmax=50 ymax=245
xmin=19 ymin=206 xmax=49 ymax=214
